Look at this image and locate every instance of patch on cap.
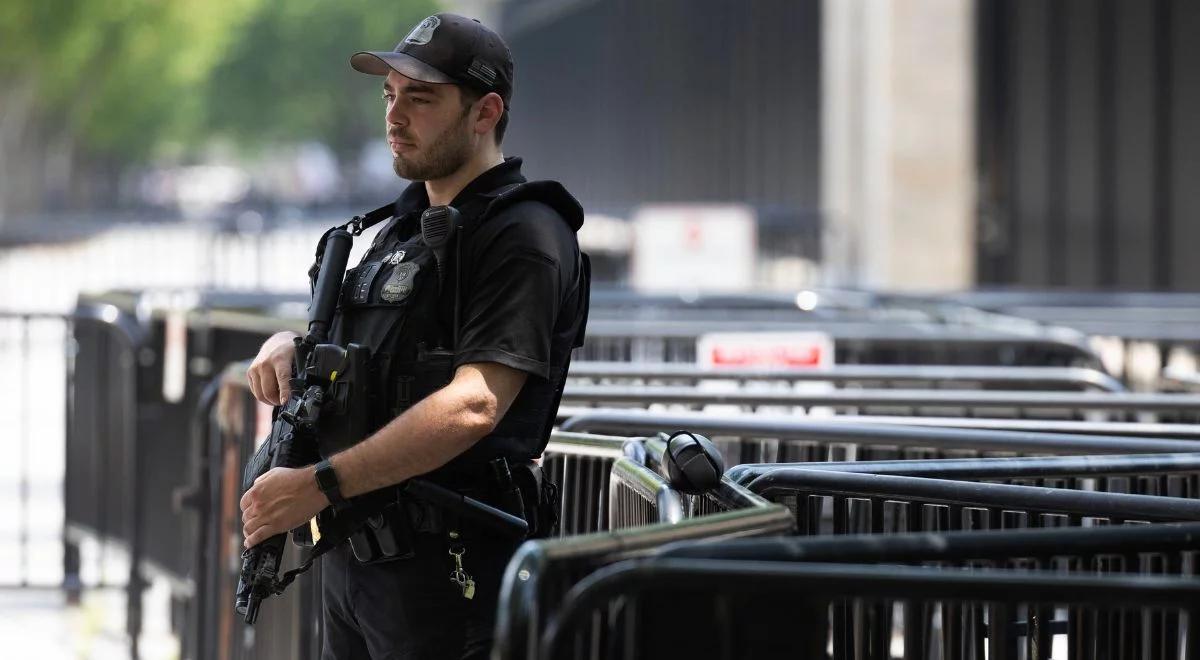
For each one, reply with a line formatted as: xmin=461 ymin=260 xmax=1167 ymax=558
xmin=404 ymin=16 xmax=440 ymax=45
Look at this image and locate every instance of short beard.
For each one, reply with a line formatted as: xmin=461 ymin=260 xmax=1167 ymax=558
xmin=392 ymin=110 xmax=473 ymax=182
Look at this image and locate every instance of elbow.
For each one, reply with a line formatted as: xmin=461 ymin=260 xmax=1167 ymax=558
xmin=459 ymin=389 xmax=501 ymax=437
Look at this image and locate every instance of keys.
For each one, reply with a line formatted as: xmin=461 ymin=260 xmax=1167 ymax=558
xmin=448 ymin=533 xmax=476 ymax=600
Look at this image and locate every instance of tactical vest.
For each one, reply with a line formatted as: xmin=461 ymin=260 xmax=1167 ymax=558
xmin=314 ymin=181 xmax=590 ymax=468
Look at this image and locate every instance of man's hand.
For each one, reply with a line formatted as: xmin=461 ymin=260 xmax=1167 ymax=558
xmin=240 ymin=466 xmax=329 ymax=548
xmin=247 ymin=331 xmax=300 ymax=405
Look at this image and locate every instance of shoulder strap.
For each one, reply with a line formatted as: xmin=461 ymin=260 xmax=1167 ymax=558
xmin=308 ymin=201 xmax=397 ymax=292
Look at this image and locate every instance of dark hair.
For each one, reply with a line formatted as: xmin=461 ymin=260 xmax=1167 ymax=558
xmin=459 ymin=85 xmax=508 ymax=145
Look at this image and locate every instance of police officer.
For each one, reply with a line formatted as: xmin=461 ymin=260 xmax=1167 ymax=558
xmin=239 ymin=13 xmax=589 ymax=659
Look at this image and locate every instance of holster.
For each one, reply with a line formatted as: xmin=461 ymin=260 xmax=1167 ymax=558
xmin=329 ymin=458 xmax=560 ymax=565
xmin=507 ymin=461 xmax=559 ymax=539
xmin=345 ymin=495 xmax=417 ymax=565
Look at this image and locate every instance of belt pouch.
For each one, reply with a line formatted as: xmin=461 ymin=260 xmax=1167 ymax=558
xmin=349 ymin=499 xmax=416 ymax=564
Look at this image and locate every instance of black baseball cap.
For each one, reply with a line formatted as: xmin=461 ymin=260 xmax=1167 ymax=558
xmin=350 ymin=13 xmax=514 ymax=107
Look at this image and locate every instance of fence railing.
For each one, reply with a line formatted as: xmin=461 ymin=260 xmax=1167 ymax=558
xmin=567 ymin=361 xmax=1125 ymax=391
xmin=47 ymin=286 xmax=1200 ymax=659
xmin=728 ymin=452 xmax=1200 ymax=497
xmin=538 ymin=558 xmax=1200 ymax=660
xmin=577 ymin=317 xmax=1104 ymax=369
xmin=0 ymin=311 xmax=70 ymax=590
xmin=658 ymin=519 xmax=1200 ymax=573
xmin=557 ymin=406 xmax=1200 ymax=438
xmin=493 ymin=493 xmax=792 ymax=660
xmin=608 ymin=457 xmax=685 ymax=527
xmin=195 ymin=364 xmax=323 ymax=660
xmin=562 ymin=411 xmax=1200 ymax=471
xmin=560 ymin=384 xmax=1200 ymax=421
xmin=746 ymin=468 xmax=1200 ymax=535
xmin=540 ymin=432 xmax=626 ymax=536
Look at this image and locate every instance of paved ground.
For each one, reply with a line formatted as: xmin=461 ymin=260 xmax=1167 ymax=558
xmin=0 ymin=575 xmax=179 ymax=660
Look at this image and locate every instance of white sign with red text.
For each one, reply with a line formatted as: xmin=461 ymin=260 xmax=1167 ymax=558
xmin=697 ymin=331 xmax=835 ymax=370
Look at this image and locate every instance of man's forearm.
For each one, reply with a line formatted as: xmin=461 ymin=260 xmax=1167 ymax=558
xmin=328 ymin=381 xmax=495 ymax=498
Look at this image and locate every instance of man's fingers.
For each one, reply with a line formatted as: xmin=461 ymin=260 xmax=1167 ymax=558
xmin=260 ymin=364 xmax=281 ymax=405
xmin=247 ymin=368 xmax=261 ymax=402
xmin=244 ymin=520 xmax=277 ymax=549
xmin=243 ymin=515 xmax=263 ymax=540
xmin=273 ymin=363 xmax=291 ymax=405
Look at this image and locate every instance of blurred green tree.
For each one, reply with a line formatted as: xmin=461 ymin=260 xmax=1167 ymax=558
xmin=201 ymin=0 xmax=435 ymax=163
xmin=0 ymin=0 xmax=434 ymax=216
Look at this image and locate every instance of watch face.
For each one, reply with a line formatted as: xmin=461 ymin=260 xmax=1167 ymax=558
xmin=317 ymin=462 xmax=339 ymax=490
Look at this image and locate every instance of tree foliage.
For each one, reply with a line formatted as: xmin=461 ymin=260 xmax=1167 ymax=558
xmin=0 ymin=0 xmax=434 ymax=162
xmin=200 ymin=0 xmax=436 ymax=160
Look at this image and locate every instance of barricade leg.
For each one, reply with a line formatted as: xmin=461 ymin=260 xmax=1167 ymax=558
xmin=63 ymin=536 xmax=82 ymax=604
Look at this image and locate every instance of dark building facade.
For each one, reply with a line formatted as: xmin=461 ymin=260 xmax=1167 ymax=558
xmin=976 ymin=0 xmax=1200 ymax=291
xmin=498 ymin=0 xmax=822 ymax=233
xmin=498 ymin=0 xmax=1199 ymax=291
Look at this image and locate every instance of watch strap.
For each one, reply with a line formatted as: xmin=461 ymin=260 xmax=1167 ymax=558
xmin=314 ymin=459 xmax=349 ymax=509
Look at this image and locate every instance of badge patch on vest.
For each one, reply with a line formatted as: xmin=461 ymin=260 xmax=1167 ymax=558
xmin=380 ymin=262 xmax=419 ymax=303
xmin=381 ymin=250 xmax=407 ymax=265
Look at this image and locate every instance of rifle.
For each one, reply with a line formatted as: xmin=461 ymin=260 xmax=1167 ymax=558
xmin=234 ymin=221 xmax=529 ymax=625
xmin=234 ymin=227 xmax=354 ymax=624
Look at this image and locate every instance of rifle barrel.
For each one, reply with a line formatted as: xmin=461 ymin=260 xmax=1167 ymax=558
xmin=309 ymin=228 xmax=353 ymax=343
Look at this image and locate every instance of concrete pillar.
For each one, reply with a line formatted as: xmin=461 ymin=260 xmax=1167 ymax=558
xmin=822 ymin=0 xmax=976 ymax=291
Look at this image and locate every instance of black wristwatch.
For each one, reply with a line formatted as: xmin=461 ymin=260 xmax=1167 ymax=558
xmin=314 ymin=459 xmax=349 ymax=510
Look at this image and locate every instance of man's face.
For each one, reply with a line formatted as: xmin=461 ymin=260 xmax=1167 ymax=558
xmin=383 ymin=70 xmax=474 ymax=182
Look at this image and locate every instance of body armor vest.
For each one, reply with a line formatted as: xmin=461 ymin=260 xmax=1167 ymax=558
xmin=315 ymin=181 xmax=589 ymax=468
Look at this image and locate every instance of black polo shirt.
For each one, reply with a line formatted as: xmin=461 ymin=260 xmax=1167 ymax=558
xmin=383 ymin=157 xmax=587 ymax=459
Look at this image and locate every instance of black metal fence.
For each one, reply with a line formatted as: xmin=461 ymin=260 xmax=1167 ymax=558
xmin=564 ymin=410 xmax=1200 ymax=468
xmin=568 ymin=361 xmax=1124 ymax=391
xmin=655 ymin=525 xmax=1200 ymax=659
xmin=40 ymin=287 xmax=1200 ymax=659
xmin=0 ymin=311 xmax=70 ymax=590
xmin=577 ymin=317 xmax=1104 ymax=368
xmin=538 ymin=558 xmax=1200 ymax=660
xmin=560 ymin=384 xmax=1200 ymax=421
xmin=540 ymin=432 xmax=625 ymax=536
xmin=493 ymin=482 xmax=792 ymax=660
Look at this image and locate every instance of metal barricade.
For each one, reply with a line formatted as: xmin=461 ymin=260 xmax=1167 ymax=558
xmin=663 ymin=521 xmax=1200 ymax=658
xmin=660 ymin=519 xmax=1200 ymax=574
xmin=609 ymin=439 xmax=778 ymax=528
xmin=0 ymin=311 xmax=71 ymax=590
xmin=608 ymin=457 xmax=685 ymax=528
xmin=562 ymin=411 xmax=1200 ymax=471
xmin=66 ymin=299 xmax=160 ymax=656
xmin=540 ymin=432 xmax=626 ymax=536
xmin=730 ymin=452 xmax=1200 ymax=496
xmin=539 ymin=558 xmax=1200 ymax=660
xmin=744 ymin=468 xmax=1200 ymax=535
xmin=183 ymin=372 xmax=650 ymax=659
xmin=559 ymin=385 xmax=1200 ymax=423
xmin=493 ymin=488 xmax=792 ymax=660
xmin=64 ymin=292 xmax=288 ymax=656
xmin=187 ymin=364 xmax=322 ymax=660
xmin=578 ymin=317 xmax=1105 ymax=369
xmin=557 ymin=406 xmax=1200 ymax=438
xmin=568 ymin=362 xmax=1125 ymax=391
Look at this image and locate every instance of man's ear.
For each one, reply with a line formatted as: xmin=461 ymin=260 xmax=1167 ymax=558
xmin=474 ymin=92 xmax=505 ymax=137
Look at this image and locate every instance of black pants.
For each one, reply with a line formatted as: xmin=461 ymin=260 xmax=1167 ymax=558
xmin=321 ymin=530 xmax=520 ymax=660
